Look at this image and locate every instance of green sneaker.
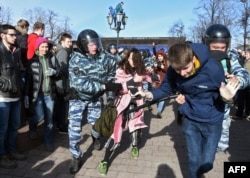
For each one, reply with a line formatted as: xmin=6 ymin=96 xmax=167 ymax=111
xmin=131 ymin=146 xmax=139 ymax=158
xmin=98 ymin=161 xmax=108 ymax=175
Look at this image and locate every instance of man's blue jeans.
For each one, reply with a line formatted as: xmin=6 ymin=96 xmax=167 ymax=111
xmin=0 ymin=100 xmax=21 ymax=156
xmin=157 ymin=100 xmax=165 ymax=113
xmin=182 ymin=118 xmax=222 ymax=178
xmin=29 ymin=94 xmax=54 ymax=145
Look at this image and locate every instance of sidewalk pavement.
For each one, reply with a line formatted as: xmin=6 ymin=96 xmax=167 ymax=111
xmin=1 ymin=100 xmax=250 ymax=178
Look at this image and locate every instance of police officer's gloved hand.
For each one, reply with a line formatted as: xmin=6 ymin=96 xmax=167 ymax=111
xmin=219 ymin=80 xmax=240 ymax=103
xmin=105 ymin=81 xmax=122 ymax=93
xmin=64 ymin=88 xmax=78 ymax=100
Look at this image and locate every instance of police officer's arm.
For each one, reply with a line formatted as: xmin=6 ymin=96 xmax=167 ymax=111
xmin=228 ymin=49 xmax=250 ymax=89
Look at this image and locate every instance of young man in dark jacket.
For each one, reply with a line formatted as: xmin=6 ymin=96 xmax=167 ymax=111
xmin=53 ymin=33 xmax=72 ymax=133
xmin=0 ymin=24 xmax=27 ymax=169
xmin=134 ymin=43 xmax=227 ymax=178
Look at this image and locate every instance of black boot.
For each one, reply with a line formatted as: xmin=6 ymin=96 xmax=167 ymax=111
xmin=92 ymin=135 xmax=101 ymax=150
xmin=69 ymin=157 xmax=82 ymax=174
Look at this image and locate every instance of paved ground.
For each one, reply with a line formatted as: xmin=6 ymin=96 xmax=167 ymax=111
xmin=1 ymin=99 xmax=250 ymax=178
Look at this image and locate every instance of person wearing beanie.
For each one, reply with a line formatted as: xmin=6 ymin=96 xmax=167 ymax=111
xmin=24 ymin=36 xmax=60 ymax=152
xmin=35 ymin=37 xmax=48 ymax=50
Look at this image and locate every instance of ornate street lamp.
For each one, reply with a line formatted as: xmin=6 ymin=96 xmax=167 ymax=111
xmin=106 ymin=13 xmax=128 ymax=47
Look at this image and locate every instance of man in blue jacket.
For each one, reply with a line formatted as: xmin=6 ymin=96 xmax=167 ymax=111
xmin=134 ymin=43 xmax=226 ymax=178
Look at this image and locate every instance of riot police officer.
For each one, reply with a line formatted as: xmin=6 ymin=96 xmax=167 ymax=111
xmin=68 ymin=29 xmax=122 ymax=174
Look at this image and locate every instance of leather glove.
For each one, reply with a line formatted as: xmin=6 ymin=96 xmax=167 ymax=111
xmin=105 ymin=80 xmax=122 ymax=93
xmin=64 ymin=88 xmax=78 ymax=101
xmin=24 ymin=96 xmax=29 ymax=108
xmin=45 ymin=67 xmax=57 ymax=77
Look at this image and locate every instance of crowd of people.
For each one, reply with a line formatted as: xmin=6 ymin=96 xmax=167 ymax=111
xmin=1 ymin=16 xmax=250 ymax=178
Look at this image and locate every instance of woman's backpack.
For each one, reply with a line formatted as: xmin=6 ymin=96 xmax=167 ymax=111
xmin=93 ymin=104 xmax=118 ymax=137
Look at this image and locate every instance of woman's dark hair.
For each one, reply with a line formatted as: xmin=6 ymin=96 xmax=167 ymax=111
xmin=118 ymin=48 xmax=146 ymax=75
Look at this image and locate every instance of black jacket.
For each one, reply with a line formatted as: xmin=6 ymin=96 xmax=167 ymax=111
xmin=25 ymin=52 xmax=60 ymax=103
xmin=0 ymin=41 xmax=22 ymax=98
xmin=15 ymin=29 xmax=28 ymax=71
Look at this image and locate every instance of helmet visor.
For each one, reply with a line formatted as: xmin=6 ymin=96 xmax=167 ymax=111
xmin=81 ymin=37 xmax=103 ymax=54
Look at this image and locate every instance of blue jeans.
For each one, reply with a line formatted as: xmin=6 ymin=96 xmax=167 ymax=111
xmin=0 ymin=100 xmax=21 ymax=156
xmin=182 ymin=118 xmax=222 ymax=178
xmin=29 ymin=94 xmax=54 ymax=145
xmin=157 ymin=100 xmax=165 ymax=113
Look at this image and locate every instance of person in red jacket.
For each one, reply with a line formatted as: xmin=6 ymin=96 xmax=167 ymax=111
xmin=153 ymin=50 xmax=169 ymax=118
xmin=27 ymin=22 xmax=45 ymax=60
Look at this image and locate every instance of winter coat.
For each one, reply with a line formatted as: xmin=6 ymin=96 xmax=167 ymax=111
xmin=25 ymin=53 xmax=59 ymax=103
xmin=154 ymin=62 xmax=168 ymax=88
xmin=54 ymin=44 xmax=71 ymax=95
xmin=108 ymin=6 xmax=116 ymax=17
xmin=151 ymin=43 xmax=225 ymax=123
xmin=115 ymin=3 xmax=124 ymax=13
xmin=111 ymin=68 xmax=152 ymax=143
xmin=68 ymin=51 xmax=117 ymax=101
xmin=15 ymin=26 xmax=28 ymax=71
xmin=0 ymin=41 xmax=22 ymax=98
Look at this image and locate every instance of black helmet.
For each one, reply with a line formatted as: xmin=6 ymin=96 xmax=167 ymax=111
xmin=77 ymin=29 xmax=102 ymax=53
xmin=107 ymin=43 xmax=117 ymax=53
xmin=203 ymin=24 xmax=231 ymax=48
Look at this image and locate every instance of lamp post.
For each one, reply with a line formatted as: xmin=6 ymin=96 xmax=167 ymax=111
xmin=107 ymin=13 xmax=128 ymax=47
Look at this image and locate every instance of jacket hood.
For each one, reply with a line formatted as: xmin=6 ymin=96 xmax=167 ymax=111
xmin=188 ymin=43 xmax=209 ymax=67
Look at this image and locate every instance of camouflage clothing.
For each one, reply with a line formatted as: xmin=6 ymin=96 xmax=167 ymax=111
xmin=68 ymin=51 xmax=117 ymax=158
xmin=217 ymin=49 xmax=250 ymax=151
